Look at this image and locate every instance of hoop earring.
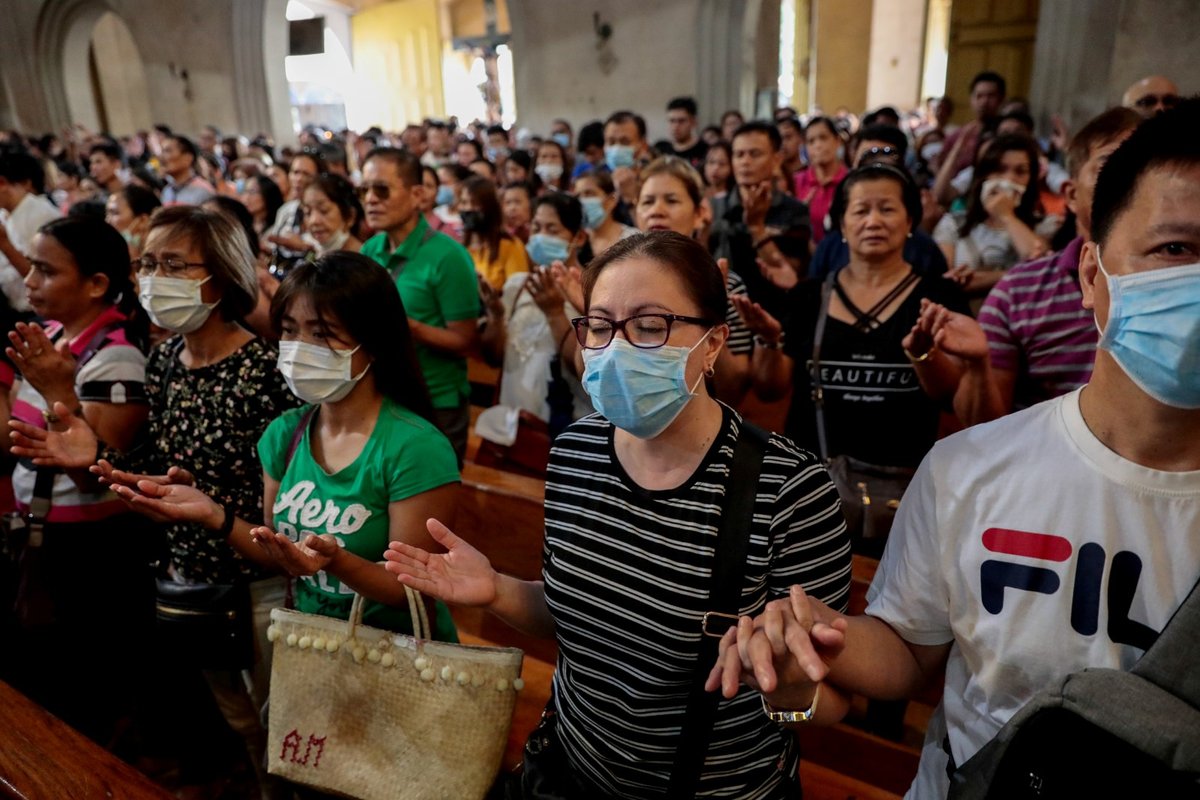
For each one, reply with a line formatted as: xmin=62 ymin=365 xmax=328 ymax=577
xmin=704 ymin=365 xmax=715 ymax=378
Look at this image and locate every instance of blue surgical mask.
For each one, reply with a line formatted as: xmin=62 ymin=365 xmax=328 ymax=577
xmin=605 ymin=145 xmax=636 ymax=171
xmin=580 ymin=196 xmax=607 ymax=230
xmin=526 ymin=233 xmax=570 ymax=266
xmin=552 ymin=133 xmax=572 ymax=149
xmin=1095 ymin=247 xmax=1200 ymax=408
xmin=435 ymin=185 xmax=454 ymax=206
xmin=582 ymin=331 xmax=712 ymax=439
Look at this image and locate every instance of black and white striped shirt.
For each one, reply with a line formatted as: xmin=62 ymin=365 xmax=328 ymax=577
xmin=725 ymin=270 xmax=753 ymax=356
xmin=543 ymin=406 xmax=851 ymax=798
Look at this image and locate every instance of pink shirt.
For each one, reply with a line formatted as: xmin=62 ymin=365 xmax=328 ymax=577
xmin=793 ymin=164 xmax=847 ymax=244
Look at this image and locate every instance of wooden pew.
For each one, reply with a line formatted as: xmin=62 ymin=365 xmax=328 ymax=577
xmin=0 ymin=680 xmax=173 ymax=800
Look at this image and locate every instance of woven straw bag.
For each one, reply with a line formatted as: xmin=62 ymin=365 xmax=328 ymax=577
xmin=266 ymin=585 xmax=525 ymax=799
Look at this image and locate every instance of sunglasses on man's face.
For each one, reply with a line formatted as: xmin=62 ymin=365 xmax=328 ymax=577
xmin=357 ymin=182 xmax=394 ymax=201
xmin=1134 ymin=94 xmax=1179 ymax=110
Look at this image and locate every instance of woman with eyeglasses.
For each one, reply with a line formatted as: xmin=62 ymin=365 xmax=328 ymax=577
xmin=384 ymin=231 xmax=852 ymax=798
xmin=2 ymin=215 xmax=153 ymax=744
xmin=735 ymin=164 xmax=970 ymax=555
xmin=11 ymin=206 xmax=297 ymax=795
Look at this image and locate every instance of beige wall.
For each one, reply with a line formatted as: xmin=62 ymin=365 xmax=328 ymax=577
xmin=811 ymin=0 xmax=873 ymax=114
xmin=865 ymin=0 xmax=926 ymax=111
xmin=89 ymin=11 xmax=152 ymax=135
xmin=1029 ymin=0 xmax=1200 ymax=135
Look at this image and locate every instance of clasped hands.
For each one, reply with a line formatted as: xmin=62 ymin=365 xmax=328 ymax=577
xmin=704 ymin=584 xmax=848 ymax=712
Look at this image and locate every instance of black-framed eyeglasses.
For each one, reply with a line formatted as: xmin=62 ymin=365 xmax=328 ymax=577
xmin=133 ymin=255 xmax=207 ymax=277
xmin=571 ymin=313 xmax=712 ymax=350
xmin=356 ymin=182 xmax=392 ymax=201
xmin=1134 ymin=94 xmax=1179 ymax=110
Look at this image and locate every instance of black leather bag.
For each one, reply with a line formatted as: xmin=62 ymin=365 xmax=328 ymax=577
xmin=825 ymin=455 xmax=914 ymax=558
xmin=156 ymin=578 xmax=254 ymax=670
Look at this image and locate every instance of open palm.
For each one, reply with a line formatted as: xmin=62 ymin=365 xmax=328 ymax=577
xmin=109 ymin=479 xmax=222 ymax=526
xmin=382 ymin=519 xmax=498 ymax=608
xmin=9 ymin=402 xmax=98 ymax=469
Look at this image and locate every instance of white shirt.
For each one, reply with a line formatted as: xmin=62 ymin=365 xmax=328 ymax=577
xmin=866 ymin=389 xmax=1200 ymax=799
xmin=0 ymin=193 xmax=61 ymax=311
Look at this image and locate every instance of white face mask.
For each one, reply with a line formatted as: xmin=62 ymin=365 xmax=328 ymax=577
xmin=277 ymin=340 xmax=369 ymax=405
xmin=138 ymin=275 xmax=218 ymax=333
xmin=982 ymin=176 xmax=1025 ymax=204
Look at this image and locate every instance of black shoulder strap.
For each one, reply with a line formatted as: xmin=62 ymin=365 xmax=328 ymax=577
xmin=809 ymin=273 xmax=835 ymax=462
xmin=667 ymin=419 xmax=770 ymax=798
xmin=286 ymin=406 xmax=318 ymax=467
xmin=1131 ymin=572 xmax=1200 ymax=708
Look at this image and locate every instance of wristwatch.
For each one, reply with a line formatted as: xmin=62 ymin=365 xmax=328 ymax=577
xmin=761 ymin=685 xmax=820 ymax=723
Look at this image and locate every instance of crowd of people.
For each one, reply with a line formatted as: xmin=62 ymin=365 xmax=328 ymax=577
xmin=0 ymin=66 xmax=1195 ymax=800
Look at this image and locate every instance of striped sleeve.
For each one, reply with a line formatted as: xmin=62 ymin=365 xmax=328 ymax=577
xmin=724 ymin=270 xmax=753 ymax=355
xmin=979 ymin=279 xmax=1020 ymax=371
xmin=76 ymin=343 xmax=148 ymax=404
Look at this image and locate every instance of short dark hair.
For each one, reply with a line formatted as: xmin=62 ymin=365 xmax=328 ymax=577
xmin=971 ymin=70 xmax=1007 ymax=97
xmin=271 ymin=252 xmax=436 ymax=423
xmin=605 ymin=110 xmax=646 ymax=140
xmin=998 ymin=109 xmax=1035 ymax=135
xmin=732 ymin=120 xmax=782 ymax=152
xmin=0 ymin=149 xmax=44 ymax=186
xmin=90 ymin=141 xmax=123 ymax=162
xmin=457 ymin=139 xmax=484 ymax=160
xmin=170 ymin=135 xmax=199 ymax=163
xmin=486 ymin=124 xmax=507 ymax=138
xmin=804 ymin=116 xmax=839 ymax=139
xmin=304 ymin=173 xmax=364 ymax=235
xmin=856 ymin=124 xmax=908 ymax=160
xmin=119 ymin=184 xmax=162 ymax=218
xmin=291 ymin=148 xmax=327 ymax=176
xmin=667 ymin=97 xmax=698 ymax=117
xmin=1091 ymin=96 xmax=1200 ymax=246
xmin=837 ymin=163 xmax=923 ymax=233
xmin=1065 ymin=107 xmax=1142 ymax=178
xmin=863 ymin=106 xmax=900 ymax=127
xmin=363 ymin=146 xmax=422 ymax=187
xmin=534 ymin=192 xmax=584 ymax=235
xmin=777 ymin=116 xmax=803 ymax=135
xmin=582 ymin=231 xmax=727 ymax=325
xmin=578 ymin=120 xmax=605 ymax=151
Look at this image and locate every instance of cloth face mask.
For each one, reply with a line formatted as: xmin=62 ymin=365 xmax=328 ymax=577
xmin=582 ymin=330 xmax=712 ymax=439
xmin=1095 ymin=247 xmax=1200 ymax=408
xmin=278 ymin=340 xmax=369 ymax=405
xmin=138 ymin=275 xmax=218 ymax=334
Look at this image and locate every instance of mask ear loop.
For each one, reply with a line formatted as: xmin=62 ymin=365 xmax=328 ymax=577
xmin=685 ymin=327 xmax=716 ymax=394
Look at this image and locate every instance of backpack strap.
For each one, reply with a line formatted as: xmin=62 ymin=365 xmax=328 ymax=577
xmin=1131 ymin=573 xmax=1200 ymax=708
xmin=666 ymin=418 xmax=770 ymax=798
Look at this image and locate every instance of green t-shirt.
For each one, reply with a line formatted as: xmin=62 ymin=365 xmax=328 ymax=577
xmin=360 ymin=216 xmax=479 ymax=409
xmin=257 ymin=399 xmax=460 ymax=637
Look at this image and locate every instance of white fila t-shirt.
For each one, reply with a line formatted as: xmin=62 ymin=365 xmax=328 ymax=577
xmin=866 ymin=388 xmax=1200 ymax=799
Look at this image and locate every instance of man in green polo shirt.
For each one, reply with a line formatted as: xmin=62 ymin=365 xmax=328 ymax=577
xmin=359 ymin=147 xmax=478 ymax=463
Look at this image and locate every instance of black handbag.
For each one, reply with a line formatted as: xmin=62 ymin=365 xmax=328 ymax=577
xmin=155 ymin=578 xmax=255 ymax=670
xmin=810 ymin=272 xmax=916 ymax=557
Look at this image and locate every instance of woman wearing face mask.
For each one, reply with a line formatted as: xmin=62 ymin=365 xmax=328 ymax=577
xmin=736 ymin=164 xmax=970 ymax=554
xmin=458 ymin=175 xmax=529 ymax=291
xmin=433 ymin=164 xmax=470 ymax=242
xmin=574 ymin=171 xmax=637 ymax=257
xmin=96 ymin=253 xmax=461 ymax=645
xmin=793 ymin=117 xmax=848 ymax=245
xmin=301 ymin=173 xmax=364 ymax=255
xmin=105 ymin=184 xmax=161 ymax=258
xmin=12 ymin=206 xmax=297 ymax=795
xmin=384 ymin=231 xmax=852 ymax=799
xmin=535 ymin=139 xmax=570 ymax=193
xmin=3 ymin=215 xmax=153 ymax=744
xmin=933 ymin=134 xmax=1051 ymax=298
xmin=501 ymin=181 xmax=534 ymax=243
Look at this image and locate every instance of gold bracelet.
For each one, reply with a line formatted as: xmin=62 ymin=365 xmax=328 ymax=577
xmin=761 ymin=684 xmax=820 ymax=723
xmin=904 ymin=346 xmax=934 ymax=363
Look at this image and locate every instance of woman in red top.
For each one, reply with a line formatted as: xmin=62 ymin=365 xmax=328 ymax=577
xmin=793 ymin=117 xmax=848 ymax=245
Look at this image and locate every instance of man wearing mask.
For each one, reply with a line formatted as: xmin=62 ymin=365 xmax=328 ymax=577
xmin=549 ymin=119 xmax=573 ymax=152
xmin=0 ymin=149 xmax=60 ymax=311
xmin=717 ymin=98 xmax=1200 ymax=800
xmin=1122 ymin=75 xmax=1180 ymax=118
xmin=603 ymin=110 xmax=652 ymax=208
xmin=359 ymin=148 xmax=478 ymax=463
xmin=708 ymin=121 xmax=810 ymax=319
xmin=665 ymin=97 xmax=708 ymax=171
xmin=940 ymin=71 xmax=1006 ymax=176
xmin=933 ymin=107 xmax=1144 ymax=426
xmin=159 ymin=135 xmax=216 ymax=206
